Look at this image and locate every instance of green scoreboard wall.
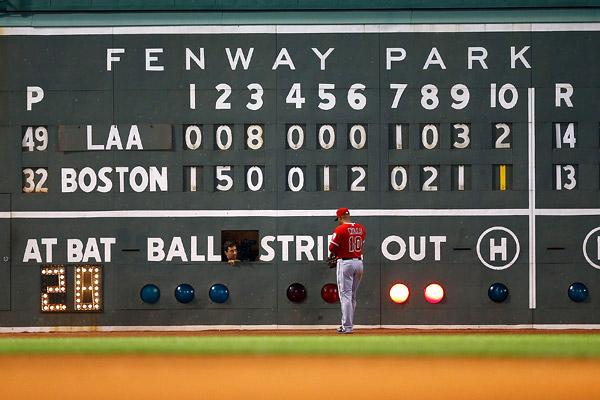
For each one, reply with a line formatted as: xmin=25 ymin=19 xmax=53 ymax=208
xmin=1 ymin=23 xmax=599 ymax=329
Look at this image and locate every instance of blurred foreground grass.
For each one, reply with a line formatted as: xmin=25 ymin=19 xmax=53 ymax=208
xmin=1 ymin=334 xmax=600 ymax=358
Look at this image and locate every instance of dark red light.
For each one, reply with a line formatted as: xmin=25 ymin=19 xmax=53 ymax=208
xmin=321 ymin=283 xmax=339 ymax=303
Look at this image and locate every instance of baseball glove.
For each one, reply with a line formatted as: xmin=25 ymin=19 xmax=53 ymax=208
xmin=326 ymin=255 xmax=338 ymax=268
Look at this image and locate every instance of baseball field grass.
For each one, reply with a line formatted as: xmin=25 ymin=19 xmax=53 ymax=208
xmin=2 ymin=333 xmax=600 ymax=357
xmin=3 ymin=332 xmax=600 ymax=399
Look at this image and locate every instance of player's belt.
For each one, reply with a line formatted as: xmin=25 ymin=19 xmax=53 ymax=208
xmin=341 ymin=257 xmax=362 ymax=260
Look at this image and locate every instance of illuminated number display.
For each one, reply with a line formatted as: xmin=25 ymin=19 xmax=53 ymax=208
xmin=40 ymin=265 xmax=103 ymax=312
xmin=41 ymin=266 xmax=67 ymax=312
xmin=75 ymin=265 xmax=102 ymax=311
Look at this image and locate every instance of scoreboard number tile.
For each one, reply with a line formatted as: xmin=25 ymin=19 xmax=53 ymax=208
xmin=41 ymin=265 xmax=103 ymax=312
xmin=22 ymin=126 xmax=48 ymax=152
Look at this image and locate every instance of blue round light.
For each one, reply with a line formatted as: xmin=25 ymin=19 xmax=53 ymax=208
xmin=140 ymin=284 xmax=160 ymax=304
xmin=568 ymin=282 xmax=588 ymax=303
xmin=488 ymin=282 xmax=509 ymax=303
xmin=209 ymin=283 xmax=229 ymax=304
xmin=175 ymin=283 xmax=195 ymax=303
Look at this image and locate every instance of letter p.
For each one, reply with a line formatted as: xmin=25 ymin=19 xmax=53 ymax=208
xmin=26 ymin=86 xmax=44 ymax=111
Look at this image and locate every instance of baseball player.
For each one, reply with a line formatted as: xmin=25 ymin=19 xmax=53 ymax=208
xmin=328 ymin=207 xmax=366 ymax=334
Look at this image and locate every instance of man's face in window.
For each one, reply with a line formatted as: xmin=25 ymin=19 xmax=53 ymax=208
xmin=225 ymin=245 xmax=238 ymax=261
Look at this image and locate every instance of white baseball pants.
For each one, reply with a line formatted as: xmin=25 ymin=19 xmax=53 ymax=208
xmin=336 ymin=258 xmax=364 ymax=331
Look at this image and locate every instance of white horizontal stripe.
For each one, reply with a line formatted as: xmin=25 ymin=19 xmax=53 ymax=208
xmin=3 ymin=23 xmax=600 ymax=36
xmin=2 ymin=324 xmax=600 ymax=333
xmin=359 ymin=209 xmax=530 ymax=216
xmin=5 ymin=209 xmax=531 ymax=219
xmin=276 ymin=25 xmax=381 ymax=33
xmin=0 ymin=27 xmax=113 ymax=36
xmin=536 ymin=209 xmax=600 ymax=216
xmin=115 ymin=25 xmax=278 ymax=35
xmin=2 ymin=208 xmax=600 ymax=219
xmin=381 ymin=324 xmax=600 ymax=330
xmin=531 ymin=23 xmax=600 ymax=32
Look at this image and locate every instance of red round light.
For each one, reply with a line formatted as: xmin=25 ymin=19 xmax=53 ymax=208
xmin=321 ymin=283 xmax=339 ymax=303
xmin=424 ymin=283 xmax=444 ymax=304
xmin=389 ymin=283 xmax=410 ymax=304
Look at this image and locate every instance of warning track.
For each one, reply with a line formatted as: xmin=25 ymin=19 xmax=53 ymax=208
xmin=1 ymin=354 xmax=599 ymax=400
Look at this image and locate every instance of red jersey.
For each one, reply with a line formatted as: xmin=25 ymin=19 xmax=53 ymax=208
xmin=329 ymin=222 xmax=366 ymax=259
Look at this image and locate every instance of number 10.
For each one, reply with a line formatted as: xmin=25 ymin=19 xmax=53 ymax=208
xmin=348 ymin=236 xmax=363 ymax=252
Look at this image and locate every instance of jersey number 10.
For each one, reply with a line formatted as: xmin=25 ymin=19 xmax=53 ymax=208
xmin=349 ymin=236 xmax=364 ymax=252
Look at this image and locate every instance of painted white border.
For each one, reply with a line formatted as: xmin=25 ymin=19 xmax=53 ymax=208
xmin=2 ymin=208 xmax=600 ymax=219
xmin=6 ymin=209 xmax=530 ymax=219
xmin=2 ymin=324 xmax=600 ymax=333
xmin=536 ymin=209 xmax=600 ymax=216
xmin=1 ymin=21 xmax=597 ymax=330
xmin=528 ymin=88 xmax=537 ymax=309
xmin=3 ymin=23 xmax=600 ymax=36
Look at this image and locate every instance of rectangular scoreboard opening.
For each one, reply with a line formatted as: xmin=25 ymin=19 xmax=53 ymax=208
xmin=221 ymin=231 xmax=260 ymax=262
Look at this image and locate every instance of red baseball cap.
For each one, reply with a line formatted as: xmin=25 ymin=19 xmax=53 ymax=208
xmin=335 ymin=207 xmax=350 ymax=221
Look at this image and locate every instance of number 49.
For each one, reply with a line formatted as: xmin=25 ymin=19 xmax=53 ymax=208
xmin=22 ymin=126 xmax=48 ymax=151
